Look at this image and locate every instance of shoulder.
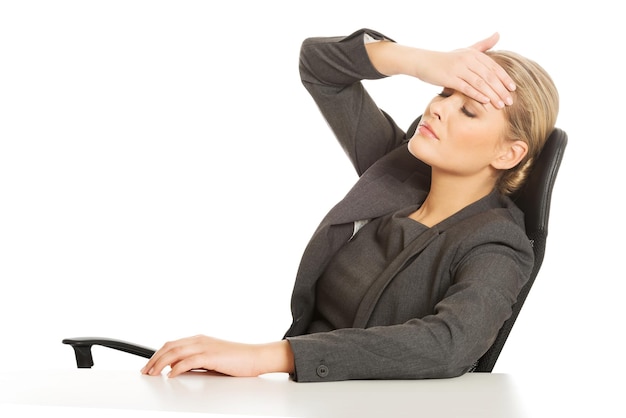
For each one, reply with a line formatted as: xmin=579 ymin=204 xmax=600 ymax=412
xmin=449 ymin=192 xmax=525 ymax=234
xmin=444 ymin=194 xmax=533 ymax=269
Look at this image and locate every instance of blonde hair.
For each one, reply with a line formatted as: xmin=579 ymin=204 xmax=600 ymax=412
xmin=487 ymin=51 xmax=559 ymax=195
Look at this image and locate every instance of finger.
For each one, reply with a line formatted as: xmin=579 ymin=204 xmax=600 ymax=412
xmin=168 ymin=355 xmax=212 ymax=378
xmin=141 ymin=352 xmax=160 ymax=374
xmin=468 ymin=32 xmax=500 ymax=53
xmin=142 ymin=351 xmax=172 ymax=376
xmin=467 ymin=72 xmax=506 ymax=108
xmin=142 ymin=339 xmax=193 ymax=375
xmin=476 ymin=52 xmax=516 ymax=91
xmin=141 ymin=343 xmax=173 ymax=374
xmin=467 ymin=35 xmax=517 ymax=104
xmin=471 ymin=57 xmax=516 ymax=105
xmin=455 ymin=77 xmax=491 ymax=105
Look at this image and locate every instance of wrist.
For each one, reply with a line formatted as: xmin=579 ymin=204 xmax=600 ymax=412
xmin=365 ymin=42 xmax=423 ymax=78
xmin=256 ymin=340 xmax=294 ymax=375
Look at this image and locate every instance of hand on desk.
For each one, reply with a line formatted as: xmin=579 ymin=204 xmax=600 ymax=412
xmin=140 ymin=335 xmax=295 ymax=378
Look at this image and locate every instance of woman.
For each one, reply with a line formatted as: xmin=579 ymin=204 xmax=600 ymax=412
xmin=141 ymin=28 xmax=559 ymax=382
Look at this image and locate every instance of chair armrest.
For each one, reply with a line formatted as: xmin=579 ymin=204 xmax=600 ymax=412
xmin=62 ymin=337 xmax=156 ymax=368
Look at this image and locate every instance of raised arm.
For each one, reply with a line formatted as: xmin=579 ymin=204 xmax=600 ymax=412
xmin=299 ymin=29 xmax=407 ymax=176
xmin=300 ymin=29 xmax=516 ymax=176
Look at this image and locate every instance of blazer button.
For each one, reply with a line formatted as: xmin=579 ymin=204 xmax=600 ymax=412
xmin=316 ymin=365 xmax=329 ymax=378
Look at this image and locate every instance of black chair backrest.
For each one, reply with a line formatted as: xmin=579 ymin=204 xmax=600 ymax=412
xmin=474 ymin=127 xmax=567 ymax=371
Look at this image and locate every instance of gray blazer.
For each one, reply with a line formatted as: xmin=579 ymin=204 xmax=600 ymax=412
xmin=284 ymin=29 xmax=534 ymax=382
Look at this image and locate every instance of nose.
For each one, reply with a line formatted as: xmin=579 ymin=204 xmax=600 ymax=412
xmin=429 ymin=97 xmax=444 ymax=121
xmin=429 ymin=93 xmax=457 ymax=121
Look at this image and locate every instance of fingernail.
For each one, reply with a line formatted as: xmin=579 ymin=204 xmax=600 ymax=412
xmin=509 ymin=83 xmax=516 ymax=91
xmin=506 ymin=97 xmax=513 ymax=106
xmin=497 ymin=100 xmax=505 ymax=108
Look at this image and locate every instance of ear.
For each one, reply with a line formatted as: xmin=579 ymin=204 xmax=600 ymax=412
xmin=491 ymin=140 xmax=528 ymax=170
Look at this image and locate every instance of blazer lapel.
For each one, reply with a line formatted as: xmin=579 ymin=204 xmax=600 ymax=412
xmin=325 ymin=144 xmax=430 ymax=225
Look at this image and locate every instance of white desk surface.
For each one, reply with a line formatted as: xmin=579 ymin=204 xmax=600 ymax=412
xmin=0 ymin=369 xmax=528 ymax=417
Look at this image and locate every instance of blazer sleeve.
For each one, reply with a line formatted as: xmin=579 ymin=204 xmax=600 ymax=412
xmin=299 ymin=28 xmax=409 ymax=176
xmin=286 ymin=216 xmax=533 ymax=382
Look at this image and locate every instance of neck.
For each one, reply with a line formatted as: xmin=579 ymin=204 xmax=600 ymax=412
xmin=410 ymin=169 xmax=497 ymax=227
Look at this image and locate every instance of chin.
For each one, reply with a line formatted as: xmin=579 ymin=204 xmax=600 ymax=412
xmin=408 ymin=136 xmax=436 ymax=166
xmin=407 ymin=135 xmax=425 ymax=158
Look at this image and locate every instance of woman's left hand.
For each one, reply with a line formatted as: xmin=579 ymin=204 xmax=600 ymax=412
xmin=140 ymin=335 xmax=294 ymax=378
xmin=415 ymin=32 xmax=516 ymax=108
xmin=367 ymin=32 xmax=516 ymax=107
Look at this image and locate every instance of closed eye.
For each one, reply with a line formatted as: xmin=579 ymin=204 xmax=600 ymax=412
xmin=439 ymin=89 xmax=477 ymax=118
xmin=461 ymin=107 xmax=476 ymax=118
xmin=438 ymin=88 xmax=452 ymax=98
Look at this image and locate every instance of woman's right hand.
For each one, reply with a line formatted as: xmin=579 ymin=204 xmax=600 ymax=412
xmin=140 ymin=335 xmax=294 ymax=378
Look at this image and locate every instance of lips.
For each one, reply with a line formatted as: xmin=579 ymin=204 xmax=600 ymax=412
xmin=417 ymin=122 xmax=439 ymax=140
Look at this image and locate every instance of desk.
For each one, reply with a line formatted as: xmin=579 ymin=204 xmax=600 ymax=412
xmin=0 ymin=370 xmax=526 ymax=417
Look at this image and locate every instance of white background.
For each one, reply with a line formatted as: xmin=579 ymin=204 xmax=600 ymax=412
xmin=1 ymin=1 xmax=623 ymax=416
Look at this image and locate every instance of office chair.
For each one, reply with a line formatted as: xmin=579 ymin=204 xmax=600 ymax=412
xmin=63 ymin=126 xmax=568 ymax=372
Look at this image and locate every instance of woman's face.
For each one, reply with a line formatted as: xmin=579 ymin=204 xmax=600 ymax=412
xmin=408 ymin=88 xmax=509 ymax=178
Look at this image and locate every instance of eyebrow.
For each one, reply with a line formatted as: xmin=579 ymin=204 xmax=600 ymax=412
xmin=475 ymin=97 xmax=493 ymax=113
xmin=458 ymin=90 xmax=487 ymax=110
xmin=467 ymin=97 xmax=488 ymax=112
